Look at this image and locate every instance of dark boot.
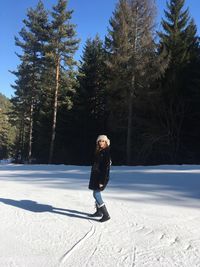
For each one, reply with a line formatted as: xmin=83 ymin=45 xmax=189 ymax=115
xmin=90 ymin=203 xmax=102 ymax=217
xmin=99 ymin=204 xmax=110 ymax=222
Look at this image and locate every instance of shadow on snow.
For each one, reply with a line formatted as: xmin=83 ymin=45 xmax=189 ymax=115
xmin=0 ymin=198 xmax=99 ymax=221
xmin=1 ymin=164 xmax=200 ymax=207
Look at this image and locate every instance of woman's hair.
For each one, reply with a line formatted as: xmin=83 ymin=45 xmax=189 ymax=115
xmin=95 ymin=141 xmax=109 ymax=153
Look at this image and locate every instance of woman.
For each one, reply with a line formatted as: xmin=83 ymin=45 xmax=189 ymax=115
xmin=88 ymin=135 xmax=111 ymax=222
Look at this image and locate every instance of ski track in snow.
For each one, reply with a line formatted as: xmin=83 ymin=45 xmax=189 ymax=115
xmin=59 ymin=220 xmax=96 ymax=266
xmin=83 ymin=229 xmax=103 ymax=267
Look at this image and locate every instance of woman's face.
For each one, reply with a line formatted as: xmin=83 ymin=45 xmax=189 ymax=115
xmin=98 ymin=140 xmax=106 ymax=149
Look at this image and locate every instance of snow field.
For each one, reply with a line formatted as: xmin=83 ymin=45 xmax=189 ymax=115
xmin=0 ymin=164 xmax=200 ymax=267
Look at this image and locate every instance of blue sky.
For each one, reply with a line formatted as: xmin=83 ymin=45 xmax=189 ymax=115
xmin=0 ymin=0 xmax=199 ymax=99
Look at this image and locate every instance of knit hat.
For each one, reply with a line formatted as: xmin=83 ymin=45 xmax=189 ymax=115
xmin=96 ymin=135 xmax=110 ymax=146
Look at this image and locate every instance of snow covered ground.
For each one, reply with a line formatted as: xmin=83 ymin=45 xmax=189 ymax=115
xmin=0 ymin=164 xmax=200 ymax=267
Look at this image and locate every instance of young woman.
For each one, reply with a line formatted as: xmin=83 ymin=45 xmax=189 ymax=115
xmin=88 ymin=135 xmax=111 ymax=222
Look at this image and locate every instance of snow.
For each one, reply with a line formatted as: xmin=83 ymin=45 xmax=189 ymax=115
xmin=0 ymin=164 xmax=200 ymax=267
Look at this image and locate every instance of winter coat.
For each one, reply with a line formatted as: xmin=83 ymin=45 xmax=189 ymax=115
xmin=88 ymin=147 xmax=111 ymax=191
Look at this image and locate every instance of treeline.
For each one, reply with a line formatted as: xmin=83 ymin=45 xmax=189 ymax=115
xmin=4 ymin=0 xmax=200 ymax=165
xmin=0 ymin=93 xmax=16 ymax=159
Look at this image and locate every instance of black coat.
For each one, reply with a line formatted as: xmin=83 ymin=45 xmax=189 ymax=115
xmin=88 ymin=147 xmax=111 ymax=191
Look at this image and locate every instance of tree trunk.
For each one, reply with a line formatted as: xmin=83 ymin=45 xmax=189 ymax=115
xmin=126 ymin=76 xmax=135 ymax=165
xmin=126 ymin=5 xmax=138 ymax=165
xmin=49 ymin=57 xmax=60 ymax=164
xmin=28 ymin=101 xmax=34 ymax=163
xmin=20 ymin=117 xmax=26 ymax=162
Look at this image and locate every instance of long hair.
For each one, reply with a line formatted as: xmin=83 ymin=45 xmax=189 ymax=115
xmin=95 ymin=141 xmax=109 ymax=154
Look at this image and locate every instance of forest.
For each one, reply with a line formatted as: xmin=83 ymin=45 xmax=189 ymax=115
xmin=0 ymin=0 xmax=200 ymax=165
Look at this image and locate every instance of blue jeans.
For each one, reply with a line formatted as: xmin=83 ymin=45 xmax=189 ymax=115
xmin=93 ymin=190 xmax=104 ymax=207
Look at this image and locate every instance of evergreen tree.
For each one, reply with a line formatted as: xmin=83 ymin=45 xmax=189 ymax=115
xmin=11 ymin=63 xmax=32 ymax=162
xmin=106 ymin=0 xmax=159 ymax=164
xmin=74 ymin=36 xmax=108 ymax=163
xmin=157 ymin=0 xmax=200 ymax=162
xmin=12 ymin=1 xmax=49 ymax=162
xmin=0 ymin=94 xmax=16 ymax=159
xmin=47 ymin=0 xmax=79 ymax=163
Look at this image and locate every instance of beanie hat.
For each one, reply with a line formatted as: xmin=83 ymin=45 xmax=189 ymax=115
xmin=96 ymin=135 xmax=110 ymax=146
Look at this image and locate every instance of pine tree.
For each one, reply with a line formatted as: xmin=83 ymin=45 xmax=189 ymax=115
xmin=106 ymin=0 xmax=159 ymax=164
xmin=12 ymin=1 xmax=49 ymax=162
xmin=47 ymin=0 xmax=79 ymax=163
xmin=159 ymin=0 xmax=198 ymax=67
xmin=74 ymin=36 xmax=108 ymax=163
xmin=0 ymin=94 xmax=16 ymax=159
xmin=158 ymin=0 xmax=200 ymax=162
xmin=11 ymin=63 xmax=32 ymax=162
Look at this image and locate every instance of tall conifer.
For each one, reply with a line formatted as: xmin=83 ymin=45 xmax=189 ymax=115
xmin=75 ymin=36 xmax=108 ymax=163
xmin=158 ymin=0 xmax=200 ymax=162
xmin=47 ymin=0 xmax=79 ymax=163
xmin=12 ymin=1 xmax=48 ymax=162
xmin=106 ymin=0 xmax=158 ymax=164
